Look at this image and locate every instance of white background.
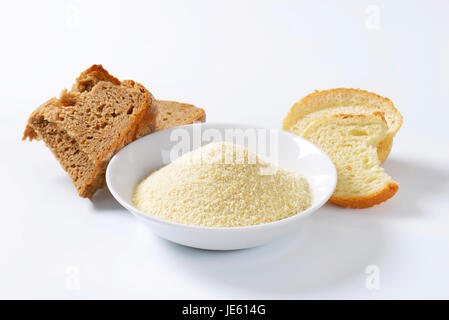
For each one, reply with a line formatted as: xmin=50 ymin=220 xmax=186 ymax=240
xmin=1 ymin=0 xmax=448 ymax=299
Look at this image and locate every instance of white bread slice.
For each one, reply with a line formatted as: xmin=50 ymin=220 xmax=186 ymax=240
xmin=301 ymin=112 xmax=398 ymax=208
xmin=283 ymin=88 xmax=402 ymax=163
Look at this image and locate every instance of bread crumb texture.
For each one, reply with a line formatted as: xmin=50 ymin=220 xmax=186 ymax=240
xmin=282 ymin=88 xmax=402 ymax=164
xmin=301 ymin=113 xmax=398 ymax=208
xmin=133 ymin=142 xmax=312 ymax=227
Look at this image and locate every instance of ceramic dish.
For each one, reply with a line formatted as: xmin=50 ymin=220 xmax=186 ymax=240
xmin=106 ymin=123 xmax=337 ymax=250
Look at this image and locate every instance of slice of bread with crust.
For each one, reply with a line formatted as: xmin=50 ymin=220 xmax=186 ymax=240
xmin=301 ymin=112 xmax=398 ymax=208
xmin=155 ymin=100 xmax=206 ymax=131
xmin=283 ymin=88 xmax=402 ymax=163
xmin=23 ymin=65 xmax=158 ymax=198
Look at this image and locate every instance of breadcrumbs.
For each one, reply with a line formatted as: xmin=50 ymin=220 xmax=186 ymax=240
xmin=132 ymin=141 xmax=311 ymax=227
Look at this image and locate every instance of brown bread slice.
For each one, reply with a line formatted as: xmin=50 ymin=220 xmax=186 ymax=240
xmin=155 ymin=100 xmax=206 ymax=131
xmin=23 ymin=65 xmax=158 ymax=198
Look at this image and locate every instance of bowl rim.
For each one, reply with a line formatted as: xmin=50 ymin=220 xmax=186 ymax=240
xmin=105 ymin=122 xmax=337 ymax=232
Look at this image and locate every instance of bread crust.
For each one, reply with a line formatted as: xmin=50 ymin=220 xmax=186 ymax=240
xmin=330 ymin=182 xmax=398 ymax=209
xmin=283 ymin=88 xmax=402 ymax=163
xmin=73 ymin=64 xmax=121 ymax=92
xmin=283 ymin=88 xmax=402 ymax=132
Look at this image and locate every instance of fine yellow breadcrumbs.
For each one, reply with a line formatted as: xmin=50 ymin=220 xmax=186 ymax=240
xmin=132 ymin=141 xmax=311 ymax=227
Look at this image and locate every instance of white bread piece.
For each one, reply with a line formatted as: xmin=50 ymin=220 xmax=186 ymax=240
xmin=301 ymin=112 xmax=398 ymax=208
xmin=283 ymin=88 xmax=402 ymax=163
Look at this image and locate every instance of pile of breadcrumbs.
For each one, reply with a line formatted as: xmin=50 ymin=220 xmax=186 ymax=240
xmin=133 ymin=141 xmax=311 ymax=227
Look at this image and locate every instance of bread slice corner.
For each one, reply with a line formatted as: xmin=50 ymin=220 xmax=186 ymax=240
xmin=155 ymin=100 xmax=206 ymax=131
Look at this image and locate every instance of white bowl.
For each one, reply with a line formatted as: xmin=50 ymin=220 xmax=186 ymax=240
xmin=106 ymin=123 xmax=336 ymax=250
